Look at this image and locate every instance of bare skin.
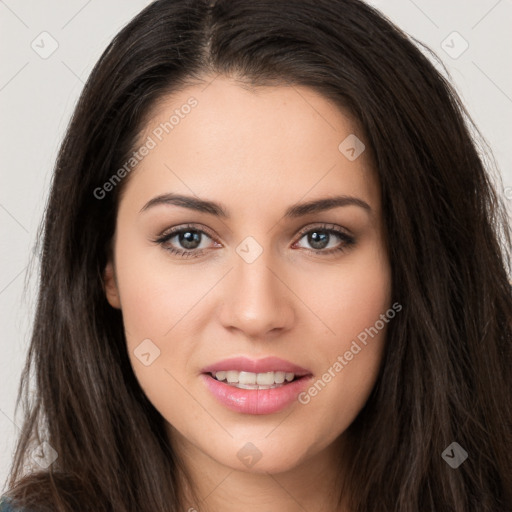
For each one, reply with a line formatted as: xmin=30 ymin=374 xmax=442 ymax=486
xmin=103 ymin=75 xmax=392 ymax=511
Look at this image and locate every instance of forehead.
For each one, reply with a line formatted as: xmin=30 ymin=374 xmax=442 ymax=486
xmin=122 ymin=75 xmax=380 ymax=218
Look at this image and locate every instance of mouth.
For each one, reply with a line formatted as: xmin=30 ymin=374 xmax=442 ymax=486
xmin=200 ymin=357 xmax=313 ymax=415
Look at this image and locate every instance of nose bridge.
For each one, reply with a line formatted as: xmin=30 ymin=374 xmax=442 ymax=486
xmin=221 ymin=235 xmax=292 ymax=336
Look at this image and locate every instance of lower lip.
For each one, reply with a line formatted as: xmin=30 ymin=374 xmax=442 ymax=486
xmin=201 ymin=373 xmax=313 ymax=415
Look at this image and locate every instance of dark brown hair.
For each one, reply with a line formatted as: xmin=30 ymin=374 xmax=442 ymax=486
xmin=2 ymin=0 xmax=511 ymax=510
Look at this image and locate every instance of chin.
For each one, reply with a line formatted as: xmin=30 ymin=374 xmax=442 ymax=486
xmin=214 ymin=438 xmax=310 ymax=475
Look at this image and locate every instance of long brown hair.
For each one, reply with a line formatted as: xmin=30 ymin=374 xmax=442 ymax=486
xmin=2 ymin=0 xmax=511 ymax=510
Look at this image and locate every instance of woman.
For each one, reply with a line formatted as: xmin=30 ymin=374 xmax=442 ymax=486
xmin=1 ymin=0 xmax=511 ymax=510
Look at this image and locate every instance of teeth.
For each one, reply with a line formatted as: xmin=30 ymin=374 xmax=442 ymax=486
xmin=256 ymin=372 xmax=274 ymax=385
xmin=274 ymin=371 xmax=285 ymax=384
xmin=226 ymin=371 xmax=239 ymax=383
xmin=213 ymin=370 xmax=297 ymax=385
xmin=215 ymin=371 xmax=227 ymax=381
xmin=236 ymin=383 xmax=283 ymax=390
xmin=240 ymin=371 xmax=257 ymax=385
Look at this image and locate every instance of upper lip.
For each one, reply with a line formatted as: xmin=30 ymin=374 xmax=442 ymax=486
xmin=201 ymin=356 xmax=311 ymax=376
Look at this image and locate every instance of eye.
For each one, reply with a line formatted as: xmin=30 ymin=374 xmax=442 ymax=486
xmin=153 ymin=224 xmax=218 ymax=259
xmin=153 ymin=223 xmax=355 ymax=259
xmin=293 ymin=223 xmax=356 ymax=255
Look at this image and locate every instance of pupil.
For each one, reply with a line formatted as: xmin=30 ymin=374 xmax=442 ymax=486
xmin=180 ymin=230 xmax=201 ymax=249
xmin=309 ymin=231 xmax=328 ymax=250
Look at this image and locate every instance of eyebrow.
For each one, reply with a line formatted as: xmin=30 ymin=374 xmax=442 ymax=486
xmin=139 ymin=193 xmax=372 ymax=218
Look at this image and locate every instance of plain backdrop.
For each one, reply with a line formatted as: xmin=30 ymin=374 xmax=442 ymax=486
xmin=1 ymin=0 xmax=511 ymax=491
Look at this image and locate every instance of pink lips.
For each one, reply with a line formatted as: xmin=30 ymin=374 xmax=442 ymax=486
xmin=201 ymin=356 xmax=311 ymax=376
xmin=201 ymin=356 xmax=313 ymax=415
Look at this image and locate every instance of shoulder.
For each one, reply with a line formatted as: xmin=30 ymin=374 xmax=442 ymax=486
xmin=0 ymin=498 xmax=25 ymax=512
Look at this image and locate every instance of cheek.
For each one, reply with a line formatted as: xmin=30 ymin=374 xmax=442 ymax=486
xmin=296 ymin=241 xmax=391 ymax=343
xmin=112 ymin=237 xmax=202 ymax=394
xmin=114 ymin=237 xmax=208 ymax=342
xmin=296 ymin=244 xmax=391 ymax=418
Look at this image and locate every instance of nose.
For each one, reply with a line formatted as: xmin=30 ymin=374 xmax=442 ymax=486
xmin=218 ymin=245 xmax=295 ymax=339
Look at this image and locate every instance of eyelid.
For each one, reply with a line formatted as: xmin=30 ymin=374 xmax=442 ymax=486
xmin=295 ymin=222 xmax=353 ymax=239
xmin=157 ymin=222 xmax=218 ymax=241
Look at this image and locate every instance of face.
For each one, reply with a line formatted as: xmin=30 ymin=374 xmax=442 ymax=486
xmin=103 ymin=75 xmax=392 ymax=477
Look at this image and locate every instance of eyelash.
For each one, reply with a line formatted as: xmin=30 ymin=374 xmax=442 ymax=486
xmin=153 ymin=223 xmax=356 ymax=259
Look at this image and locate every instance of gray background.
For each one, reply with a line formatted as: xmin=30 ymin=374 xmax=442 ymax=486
xmin=1 ymin=0 xmax=511 ymax=489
